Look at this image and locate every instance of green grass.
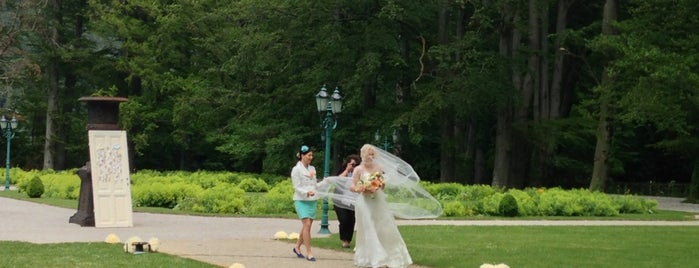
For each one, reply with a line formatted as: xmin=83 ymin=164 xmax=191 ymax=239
xmin=0 ymin=190 xmax=79 ymax=209
xmin=311 ymin=225 xmax=699 ymax=268
xmin=6 ymin=226 xmax=699 ymax=268
xmin=0 ymin=241 xmax=215 ymax=268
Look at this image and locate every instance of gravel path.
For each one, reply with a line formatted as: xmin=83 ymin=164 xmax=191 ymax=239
xmin=1 ymin=196 xmax=698 ymax=268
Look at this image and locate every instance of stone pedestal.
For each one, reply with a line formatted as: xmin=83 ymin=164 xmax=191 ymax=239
xmin=68 ymin=163 xmax=94 ymax=226
xmin=69 ymin=96 xmax=128 ymax=227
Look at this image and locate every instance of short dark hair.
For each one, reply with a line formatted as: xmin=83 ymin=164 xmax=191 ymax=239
xmin=345 ymin=154 xmax=360 ymax=165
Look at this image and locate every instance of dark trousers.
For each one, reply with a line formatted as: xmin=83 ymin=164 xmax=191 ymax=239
xmin=333 ymin=205 xmax=355 ymax=242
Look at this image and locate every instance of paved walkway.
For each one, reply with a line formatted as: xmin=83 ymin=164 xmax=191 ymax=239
xmin=1 ymin=196 xmax=698 ymax=268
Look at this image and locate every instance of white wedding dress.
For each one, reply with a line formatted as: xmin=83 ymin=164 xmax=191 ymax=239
xmin=354 ymin=172 xmax=412 ymax=268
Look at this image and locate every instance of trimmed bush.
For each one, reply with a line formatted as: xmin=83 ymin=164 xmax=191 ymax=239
xmin=499 ymin=193 xmax=519 ymax=217
xmin=508 ymin=189 xmax=538 ymax=216
xmin=442 ymin=201 xmax=467 ymax=216
xmin=479 ymin=193 xmax=504 ymax=215
xmin=5 ymin=168 xmax=664 ymax=217
xmin=237 ymin=177 xmax=270 ymax=192
xmin=245 ymin=180 xmax=294 ymax=214
xmin=133 ymin=182 xmax=203 ymax=208
xmin=26 ymin=176 xmax=45 ymax=198
xmin=614 ymin=194 xmax=657 ymax=213
xmin=38 ymin=171 xmax=81 ymax=199
xmin=424 ymin=182 xmax=463 ymax=200
xmin=187 ymin=184 xmax=246 ymax=213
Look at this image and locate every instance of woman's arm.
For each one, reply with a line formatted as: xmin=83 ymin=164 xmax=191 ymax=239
xmin=290 ymin=167 xmax=309 ymax=197
xmin=350 ymin=166 xmax=364 ymax=192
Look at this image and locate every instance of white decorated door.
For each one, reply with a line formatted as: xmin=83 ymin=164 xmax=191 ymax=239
xmin=89 ymin=130 xmax=133 ymax=227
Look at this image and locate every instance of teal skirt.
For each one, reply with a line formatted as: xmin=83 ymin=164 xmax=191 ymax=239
xmin=294 ymin=200 xmax=317 ymax=219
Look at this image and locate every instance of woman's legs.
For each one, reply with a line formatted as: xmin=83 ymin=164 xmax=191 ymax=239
xmin=296 ymin=218 xmax=314 ymax=258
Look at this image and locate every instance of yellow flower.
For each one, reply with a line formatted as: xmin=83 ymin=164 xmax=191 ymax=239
xmin=148 ymin=237 xmax=160 ymax=252
xmin=274 ymin=231 xmax=288 ymax=240
xmin=104 ymin=233 xmax=121 ymax=244
xmin=287 ymin=232 xmax=300 ymax=240
xmin=480 ymin=264 xmax=510 ymax=268
xmin=229 ymin=263 xmax=246 ymax=268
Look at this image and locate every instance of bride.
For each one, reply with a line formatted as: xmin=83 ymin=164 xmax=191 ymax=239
xmin=316 ymin=144 xmax=442 ymax=267
xmin=350 ymin=144 xmax=412 ymax=268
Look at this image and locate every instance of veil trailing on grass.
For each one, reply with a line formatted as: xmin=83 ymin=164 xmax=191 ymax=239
xmin=318 ymin=145 xmax=442 ymax=219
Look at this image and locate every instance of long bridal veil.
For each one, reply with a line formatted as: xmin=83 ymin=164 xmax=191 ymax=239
xmin=318 ymin=145 xmax=442 ymax=219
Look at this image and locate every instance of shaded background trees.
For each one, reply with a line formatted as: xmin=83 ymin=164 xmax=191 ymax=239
xmin=1 ymin=0 xmax=697 ymax=197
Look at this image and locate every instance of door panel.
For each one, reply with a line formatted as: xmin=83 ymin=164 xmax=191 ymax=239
xmin=89 ymin=130 xmax=133 ymax=228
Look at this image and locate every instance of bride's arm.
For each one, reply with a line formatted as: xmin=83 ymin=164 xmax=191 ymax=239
xmin=350 ymin=166 xmax=364 ymax=192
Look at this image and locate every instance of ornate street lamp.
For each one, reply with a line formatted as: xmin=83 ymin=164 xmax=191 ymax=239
xmin=375 ymin=129 xmax=398 ymax=151
xmin=315 ymin=84 xmax=343 ymax=234
xmin=1 ymin=116 xmax=18 ymax=190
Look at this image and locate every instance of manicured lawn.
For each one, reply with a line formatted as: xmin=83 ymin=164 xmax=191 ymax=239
xmin=312 ymin=225 xmax=699 ymax=268
xmin=5 ymin=225 xmax=698 ymax=267
xmin=0 ymin=241 xmax=216 ymax=268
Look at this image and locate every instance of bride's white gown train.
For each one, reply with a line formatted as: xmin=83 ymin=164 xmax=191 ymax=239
xmin=354 ymin=175 xmax=412 ymax=268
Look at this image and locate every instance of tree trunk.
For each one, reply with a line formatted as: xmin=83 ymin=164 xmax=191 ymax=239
xmin=474 ymin=147 xmax=487 ymax=184
xmin=55 ymin=74 xmax=77 ymax=170
xmin=42 ymin=0 xmax=63 ymax=170
xmin=589 ymin=0 xmax=618 ymax=191
xmin=688 ymin=159 xmax=699 ymax=203
xmin=440 ymin=114 xmax=455 ymax=182
xmin=493 ymin=108 xmax=512 ymax=187
xmin=437 ymin=0 xmax=456 ymax=182
xmin=462 ymin=122 xmax=475 ymax=184
xmin=589 ymin=87 xmax=612 ymax=191
xmin=492 ymin=2 xmax=519 ymax=188
xmin=532 ymin=0 xmax=573 ymax=186
xmin=551 ymin=0 xmax=576 ymax=119
xmin=43 ymin=61 xmax=58 ymax=169
xmin=454 ymin=5 xmax=474 ymax=184
xmin=506 ymin=0 xmax=541 ymax=189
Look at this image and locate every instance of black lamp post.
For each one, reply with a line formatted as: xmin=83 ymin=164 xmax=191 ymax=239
xmin=375 ymin=129 xmax=398 ymax=151
xmin=315 ymin=85 xmax=343 ymax=234
xmin=1 ymin=116 xmax=18 ymax=191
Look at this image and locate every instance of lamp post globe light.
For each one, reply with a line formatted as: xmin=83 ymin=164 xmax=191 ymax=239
xmin=315 ymin=84 xmax=343 ymax=234
xmin=1 ymin=116 xmax=18 ymax=191
xmin=375 ymin=129 xmax=398 ymax=151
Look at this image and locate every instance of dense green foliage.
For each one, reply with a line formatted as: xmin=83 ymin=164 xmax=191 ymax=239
xmin=1 ymin=0 xmax=697 ymax=196
xmin=11 ymin=168 xmax=657 ymax=217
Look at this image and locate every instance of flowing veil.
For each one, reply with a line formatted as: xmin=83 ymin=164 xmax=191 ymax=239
xmin=318 ymin=145 xmax=442 ymax=219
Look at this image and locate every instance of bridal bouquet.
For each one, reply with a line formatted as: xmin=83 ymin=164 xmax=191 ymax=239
xmin=360 ymin=171 xmax=385 ymax=198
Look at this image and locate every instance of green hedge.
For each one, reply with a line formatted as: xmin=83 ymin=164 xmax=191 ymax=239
xmin=7 ymin=169 xmax=659 ymax=217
